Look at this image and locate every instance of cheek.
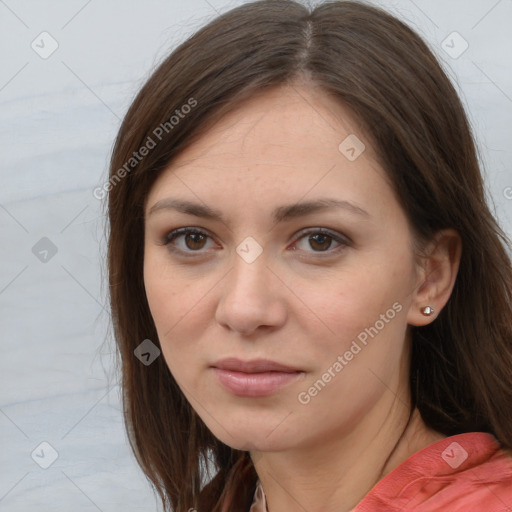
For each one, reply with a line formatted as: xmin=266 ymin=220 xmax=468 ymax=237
xmin=143 ymin=248 xmax=204 ymax=329
xmin=143 ymin=253 xmax=190 ymax=356
xmin=300 ymin=252 xmax=414 ymax=378
xmin=307 ymin=268 xmax=404 ymax=338
xmin=143 ymin=251 xmax=217 ymax=378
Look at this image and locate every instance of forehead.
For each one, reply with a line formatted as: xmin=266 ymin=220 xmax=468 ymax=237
xmin=145 ymin=84 xmax=391 ymax=219
xmin=169 ymin=84 xmax=373 ymax=169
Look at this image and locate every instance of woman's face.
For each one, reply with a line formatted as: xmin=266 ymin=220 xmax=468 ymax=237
xmin=143 ymin=83 xmax=422 ymax=452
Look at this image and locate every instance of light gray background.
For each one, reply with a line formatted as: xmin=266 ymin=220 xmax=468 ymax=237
xmin=0 ymin=0 xmax=511 ymax=510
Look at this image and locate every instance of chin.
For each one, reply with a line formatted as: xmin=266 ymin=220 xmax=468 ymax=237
xmin=203 ymin=412 xmax=299 ymax=452
xmin=219 ymin=433 xmax=292 ymax=453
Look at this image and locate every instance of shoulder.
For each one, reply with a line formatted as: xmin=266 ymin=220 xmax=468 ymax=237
xmin=354 ymin=432 xmax=512 ymax=512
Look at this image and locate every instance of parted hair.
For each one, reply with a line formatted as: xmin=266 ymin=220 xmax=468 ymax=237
xmin=106 ymin=1 xmax=512 ymax=510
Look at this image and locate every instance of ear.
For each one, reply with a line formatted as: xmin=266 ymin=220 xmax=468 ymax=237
xmin=407 ymin=229 xmax=462 ymax=326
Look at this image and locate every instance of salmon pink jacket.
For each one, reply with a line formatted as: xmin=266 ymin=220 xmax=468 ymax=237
xmin=248 ymin=432 xmax=512 ymax=512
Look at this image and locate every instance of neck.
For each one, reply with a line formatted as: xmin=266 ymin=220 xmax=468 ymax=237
xmin=250 ymin=403 xmax=445 ymax=512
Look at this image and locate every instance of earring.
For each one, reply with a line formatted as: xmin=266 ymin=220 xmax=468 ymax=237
xmin=421 ymin=306 xmax=434 ymax=316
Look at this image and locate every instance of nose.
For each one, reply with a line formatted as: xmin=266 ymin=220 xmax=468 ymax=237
xmin=215 ymin=251 xmax=287 ymax=336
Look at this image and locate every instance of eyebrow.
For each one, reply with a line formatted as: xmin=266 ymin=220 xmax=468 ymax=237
xmin=147 ymin=197 xmax=370 ymax=224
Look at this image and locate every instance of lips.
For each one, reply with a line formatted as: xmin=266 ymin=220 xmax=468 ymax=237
xmin=212 ymin=357 xmax=301 ymax=373
xmin=211 ymin=358 xmax=304 ymax=397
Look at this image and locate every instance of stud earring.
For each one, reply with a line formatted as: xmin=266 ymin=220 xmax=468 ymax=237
xmin=421 ymin=306 xmax=434 ymax=316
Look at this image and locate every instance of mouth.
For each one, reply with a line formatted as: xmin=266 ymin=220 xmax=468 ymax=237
xmin=211 ymin=358 xmax=304 ymax=397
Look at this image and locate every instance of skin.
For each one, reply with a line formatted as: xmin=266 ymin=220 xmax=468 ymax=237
xmin=143 ymin=81 xmax=462 ymax=512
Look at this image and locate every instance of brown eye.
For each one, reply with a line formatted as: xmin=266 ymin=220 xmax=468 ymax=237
xmin=292 ymin=228 xmax=349 ymax=255
xmin=182 ymin=232 xmax=207 ymax=250
xmin=163 ymin=228 xmax=216 ymax=255
xmin=162 ymin=227 xmax=349 ymax=259
xmin=307 ymin=233 xmax=334 ymax=252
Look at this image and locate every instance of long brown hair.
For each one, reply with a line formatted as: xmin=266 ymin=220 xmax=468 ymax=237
xmin=105 ymin=1 xmax=512 ymax=510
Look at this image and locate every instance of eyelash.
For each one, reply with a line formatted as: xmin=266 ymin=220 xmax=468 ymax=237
xmin=161 ymin=227 xmax=351 ymax=258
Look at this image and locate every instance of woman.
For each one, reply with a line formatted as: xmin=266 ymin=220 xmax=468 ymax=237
xmin=106 ymin=1 xmax=512 ymax=510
